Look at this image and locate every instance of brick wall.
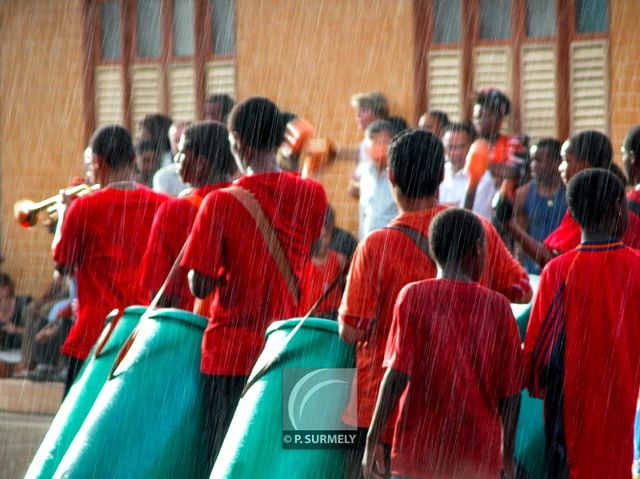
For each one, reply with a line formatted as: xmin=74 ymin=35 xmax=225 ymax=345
xmin=0 ymin=0 xmax=85 ymax=297
xmin=609 ymin=0 xmax=640 ymax=155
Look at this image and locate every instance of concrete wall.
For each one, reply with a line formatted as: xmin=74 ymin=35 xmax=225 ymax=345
xmin=0 ymin=0 xmax=85 ymax=297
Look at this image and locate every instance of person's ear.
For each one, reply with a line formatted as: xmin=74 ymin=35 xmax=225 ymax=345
xmin=630 ymin=150 xmax=637 ymax=166
xmin=387 ymin=168 xmax=396 ymax=187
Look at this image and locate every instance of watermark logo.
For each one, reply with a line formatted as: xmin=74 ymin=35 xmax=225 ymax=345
xmin=282 ymin=368 xmax=357 ymax=449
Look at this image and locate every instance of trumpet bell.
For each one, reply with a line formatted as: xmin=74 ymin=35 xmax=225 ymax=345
xmin=14 ymin=199 xmax=39 ymax=228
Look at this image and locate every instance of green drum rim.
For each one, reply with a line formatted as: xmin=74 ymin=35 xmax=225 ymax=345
xmin=267 ymin=317 xmax=339 ymax=337
xmin=122 ymin=305 xmax=150 ymax=315
xmin=147 ymin=307 xmax=209 ymax=329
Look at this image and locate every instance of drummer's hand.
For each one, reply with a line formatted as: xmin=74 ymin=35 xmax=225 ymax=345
xmin=362 ymin=440 xmax=385 ymax=479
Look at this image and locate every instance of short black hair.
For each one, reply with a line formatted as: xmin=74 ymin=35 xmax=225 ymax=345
xmin=0 ymin=273 xmax=15 ymax=296
xmin=135 ymin=139 xmax=155 ymax=154
xmin=475 ymin=88 xmax=511 ymax=116
xmin=388 ymin=129 xmax=444 ymax=199
xmin=567 ymin=168 xmax=625 ymax=230
xmin=444 ymin=122 xmax=477 ymax=142
xmin=566 ymin=130 xmax=612 ymax=168
xmin=206 ymin=94 xmax=235 ymax=121
xmin=388 ymin=116 xmax=409 ymax=136
xmin=429 ymin=208 xmax=485 ymax=266
xmin=366 ymin=119 xmax=394 ymax=137
xmin=182 ymin=121 xmax=237 ymax=176
xmin=227 ymin=97 xmax=284 ymax=151
xmin=90 ymin=125 xmax=135 ymax=170
xmin=535 ymin=138 xmax=561 ymax=161
xmin=623 ymin=125 xmax=640 ymax=158
xmin=428 ymin=110 xmax=450 ymax=128
xmin=139 ymin=113 xmax=172 ymax=153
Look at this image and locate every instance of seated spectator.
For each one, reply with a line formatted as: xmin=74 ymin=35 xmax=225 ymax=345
xmin=0 ymin=273 xmax=31 ymax=351
xmin=439 ymin=122 xmax=497 ymax=220
xmin=15 ymin=275 xmax=70 ymax=372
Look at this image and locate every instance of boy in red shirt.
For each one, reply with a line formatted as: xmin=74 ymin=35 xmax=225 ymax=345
xmin=141 ymin=121 xmax=236 ymax=312
xmin=500 ymin=130 xmax=640 ymax=268
xmin=524 ymin=169 xmax=640 ymax=478
xmin=298 ymin=206 xmax=347 ymax=319
xmin=54 ymin=125 xmax=167 ymax=394
xmin=364 ymin=208 xmax=523 ymax=479
xmin=182 ymin=97 xmax=327 ymax=465
xmin=339 ymin=129 xmax=531 ymax=478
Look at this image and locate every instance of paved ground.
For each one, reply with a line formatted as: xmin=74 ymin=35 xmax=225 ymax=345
xmin=0 ymin=411 xmax=54 ymax=478
xmin=0 ymin=378 xmax=63 ymax=478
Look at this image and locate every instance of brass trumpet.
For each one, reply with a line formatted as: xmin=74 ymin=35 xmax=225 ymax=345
xmin=14 ymin=183 xmax=100 ymax=228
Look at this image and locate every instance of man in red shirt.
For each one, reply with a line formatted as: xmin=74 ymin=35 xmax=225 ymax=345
xmin=182 ymin=97 xmax=327 ymax=465
xmin=500 ymin=130 xmax=640 ymax=267
xmin=141 ymin=121 xmax=236 ymax=312
xmin=364 ymin=208 xmax=523 ymax=479
xmin=54 ymin=125 xmax=167 ymax=394
xmin=339 ymin=129 xmax=531 ymax=478
xmin=524 ymin=169 xmax=640 ymax=478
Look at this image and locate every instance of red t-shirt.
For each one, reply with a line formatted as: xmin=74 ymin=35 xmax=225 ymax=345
xmin=141 ymin=183 xmax=229 ymax=311
xmin=298 ymin=250 xmax=344 ymax=316
xmin=544 ymin=210 xmax=640 ymax=252
xmin=54 ymin=185 xmax=168 ymax=359
xmin=384 ymin=279 xmax=523 ymax=478
xmin=181 ymin=172 xmax=327 ymax=376
xmin=524 ymin=242 xmax=640 ymax=478
xmin=339 ymin=206 xmax=531 ymax=427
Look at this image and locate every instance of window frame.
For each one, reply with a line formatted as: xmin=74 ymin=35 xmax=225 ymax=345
xmin=83 ymin=0 xmax=236 ymax=142
xmin=415 ymin=0 xmax=610 ymax=141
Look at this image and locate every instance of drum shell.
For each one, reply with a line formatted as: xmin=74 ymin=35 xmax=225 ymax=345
xmin=25 ymin=306 xmax=146 ymax=479
xmin=211 ymin=317 xmax=355 ymax=479
xmin=52 ymin=308 xmax=208 ymax=479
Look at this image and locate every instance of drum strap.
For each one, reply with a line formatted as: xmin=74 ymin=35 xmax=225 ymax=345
xmin=226 ymin=186 xmax=300 ymax=305
xmin=385 ymin=224 xmax=436 ymax=269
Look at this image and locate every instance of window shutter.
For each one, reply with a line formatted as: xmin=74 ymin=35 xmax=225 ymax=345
xmin=206 ymin=60 xmax=235 ymax=97
xmin=95 ymin=66 xmax=123 ymax=128
xmin=474 ymin=46 xmax=513 ymax=131
xmin=131 ymin=64 xmax=162 ymax=136
xmin=169 ymin=63 xmax=195 ymax=122
xmin=570 ymin=40 xmax=609 ymax=133
xmin=427 ymin=50 xmax=462 ymax=121
xmin=521 ymin=44 xmax=557 ymax=142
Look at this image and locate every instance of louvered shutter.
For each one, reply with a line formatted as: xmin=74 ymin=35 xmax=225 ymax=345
xmin=95 ymin=66 xmax=123 ymax=128
xmin=206 ymin=60 xmax=235 ymax=97
xmin=131 ymin=64 xmax=162 ymax=137
xmin=169 ymin=63 xmax=195 ymax=122
xmin=474 ymin=46 xmax=513 ymax=132
xmin=570 ymin=40 xmax=609 ymax=133
xmin=521 ymin=44 xmax=557 ymax=142
xmin=427 ymin=50 xmax=462 ymax=121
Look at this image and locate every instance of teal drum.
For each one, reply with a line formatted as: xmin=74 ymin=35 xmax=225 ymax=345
xmin=511 ymin=275 xmax=546 ymax=479
xmin=211 ymin=318 xmax=355 ymax=479
xmin=25 ymin=306 xmax=146 ymax=479
xmin=52 ymin=309 xmax=209 ymax=479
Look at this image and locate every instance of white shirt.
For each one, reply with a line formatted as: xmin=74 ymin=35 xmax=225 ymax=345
xmin=152 ymin=164 xmax=188 ymax=197
xmin=438 ymin=161 xmax=497 ymax=220
xmin=359 ymin=162 xmax=398 ymax=238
